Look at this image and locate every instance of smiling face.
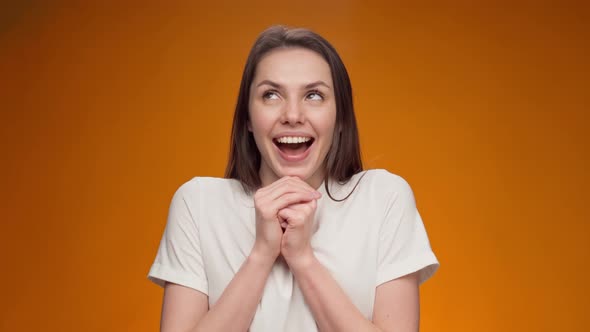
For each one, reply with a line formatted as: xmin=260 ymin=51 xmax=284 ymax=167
xmin=248 ymin=47 xmax=337 ymax=189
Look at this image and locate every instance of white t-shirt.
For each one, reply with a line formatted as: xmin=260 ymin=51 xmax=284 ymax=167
xmin=148 ymin=169 xmax=439 ymax=331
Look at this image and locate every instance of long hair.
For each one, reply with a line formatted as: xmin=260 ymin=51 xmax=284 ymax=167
xmin=224 ymin=25 xmax=363 ymax=201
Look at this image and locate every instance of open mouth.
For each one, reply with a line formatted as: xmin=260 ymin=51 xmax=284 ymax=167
xmin=273 ymin=136 xmax=315 ymax=157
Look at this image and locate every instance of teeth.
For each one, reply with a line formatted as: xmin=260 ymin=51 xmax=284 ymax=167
xmin=276 ymin=136 xmax=312 ymax=144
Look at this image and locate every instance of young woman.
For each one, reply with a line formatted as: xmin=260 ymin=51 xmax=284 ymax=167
xmin=148 ymin=25 xmax=439 ymax=332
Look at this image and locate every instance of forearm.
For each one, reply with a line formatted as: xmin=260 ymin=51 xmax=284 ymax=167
xmin=192 ymin=250 xmax=275 ymax=332
xmin=290 ymin=254 xmax=382 ymax=332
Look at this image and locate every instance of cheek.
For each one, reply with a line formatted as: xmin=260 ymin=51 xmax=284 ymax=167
xmin=247 ymin=104 xmax=262 ymax=132
xmin=248 ymin=109 xmax=274 ymax=140
xmin=321 ymin=111 xmax=337 ymax=150
xmin=317 ymin=108 xmax=337 ymax=138
xmin=249 ymin=113 xmax=263 ymax=131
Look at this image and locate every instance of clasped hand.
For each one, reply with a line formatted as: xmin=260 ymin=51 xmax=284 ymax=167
xmin=252 ymin=176 xmax=321 ymax=267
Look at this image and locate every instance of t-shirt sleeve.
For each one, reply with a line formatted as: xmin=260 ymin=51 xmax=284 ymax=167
xmin=147 ymin=180 xmax=208 ymax=295
xmin=376 ymin=175 xmax=439 ymax=287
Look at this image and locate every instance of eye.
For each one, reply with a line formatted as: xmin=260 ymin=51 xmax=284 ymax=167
xmin=306 ymin=90 xmax=324 ymax=101
xmin=262 ymin=90 xmax=280 ymax=100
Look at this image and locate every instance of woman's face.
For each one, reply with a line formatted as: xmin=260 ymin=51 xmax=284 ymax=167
xmin=248 ymin=47 xmax=337 ymax=189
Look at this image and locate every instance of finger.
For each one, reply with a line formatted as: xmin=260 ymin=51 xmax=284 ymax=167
xmin=310 ymin=197 xmax=317 ymax=210
xmin=285 ymin=176 xmax=320 ymax=193
xmin=265 ymin=178 xmax=319 ymax=202
xmin=277 ymin=207 xmax=300 ymax=224
xmin=289 ymin=197 xmax=317 ymax=210
xmin=255 ymin=175 xmax=293 ymax=196
xmin=254 ymin=177 xmax=298 ymax=207
xmin=283 ymin=200 xmax=316 ymax=218
xmin=271 ymin=191 xmax=319 ymax=212
xmin=277 ymin=207 xmax=310 ymax=230
xmin=276 ymin=206 xmax=290 ymax=229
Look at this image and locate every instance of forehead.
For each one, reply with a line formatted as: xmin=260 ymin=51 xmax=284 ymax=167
xmin=253 ymin=47 xmax=333 ymax=86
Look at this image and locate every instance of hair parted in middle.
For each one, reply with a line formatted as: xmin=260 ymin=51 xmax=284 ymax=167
xmin=224 ymin=25 xmax=363 ymax=201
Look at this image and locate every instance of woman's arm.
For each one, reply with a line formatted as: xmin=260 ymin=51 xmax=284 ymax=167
xmin=289 ymin=253 xmax=420 ymax=332
xmin=373 ymin=272 xmax=420 ymax=331
xmin=278 ymin=177 xmax=421 ymax=332
xmin=161 ymin=248 xmax=275 ymax=332
xmin=160 ymin=177 xmax=322 ymax=332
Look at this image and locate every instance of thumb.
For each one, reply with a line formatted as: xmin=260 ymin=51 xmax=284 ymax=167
xmin=277 ymin=207 xmax=296 ymax=228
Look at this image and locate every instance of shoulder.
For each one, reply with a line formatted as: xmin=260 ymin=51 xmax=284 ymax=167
xmin=328 ymin=169 xmax=415 ymax=207
xmin=349 ymin=169 xmax=418 ymax=211
xmin=359 ymin=169 xmax=414 ymax=197
xmin=173 ymin=176 xmax=248 ymax=206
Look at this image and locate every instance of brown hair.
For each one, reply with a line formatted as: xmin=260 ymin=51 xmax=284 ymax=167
xmin=224 ymin=25 xmax=363 ymax=201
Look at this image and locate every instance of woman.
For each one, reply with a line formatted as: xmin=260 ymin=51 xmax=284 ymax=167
xmin=148 ymin=25 xmax=439 ymax=332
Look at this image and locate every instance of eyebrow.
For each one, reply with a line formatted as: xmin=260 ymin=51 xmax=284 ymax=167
xmin=255 ymin=80 xmax=331 ymax=89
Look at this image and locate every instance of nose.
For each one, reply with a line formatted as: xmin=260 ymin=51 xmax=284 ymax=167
xmin=281 ymin=100 xmax=305 ymax=125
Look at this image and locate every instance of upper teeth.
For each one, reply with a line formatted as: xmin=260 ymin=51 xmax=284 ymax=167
xmin=276 ymin=136 xmax=312 ymax=144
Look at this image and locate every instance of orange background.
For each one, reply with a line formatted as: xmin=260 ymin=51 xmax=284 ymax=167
xmin=1 ymin=1 xmax=588 ymax=331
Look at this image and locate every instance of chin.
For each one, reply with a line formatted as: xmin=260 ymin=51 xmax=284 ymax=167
xmin=275 ymin=163 xmax=324 ymax=184
xmin=277 ymin=168 xmax=310 ymax=180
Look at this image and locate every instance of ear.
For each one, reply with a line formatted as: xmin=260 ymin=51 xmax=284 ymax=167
xmin=247 ymin=120 xmax=252 ymax=132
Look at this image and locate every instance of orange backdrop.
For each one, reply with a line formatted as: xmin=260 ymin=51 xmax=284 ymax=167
xmin=1 ymin=1 xmax=588 ymax=331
